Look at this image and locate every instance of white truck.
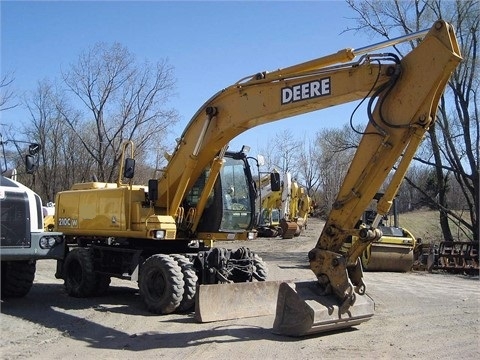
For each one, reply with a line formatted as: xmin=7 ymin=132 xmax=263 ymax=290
xmin=0 ymin=140 xmax=64 ymax=298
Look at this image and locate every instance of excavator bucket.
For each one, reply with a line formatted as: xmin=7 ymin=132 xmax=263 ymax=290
xmin=195 ymin=280 xmax=374 ymax=337
xmin=195 ymin=281 xmax=287 ymax=322
xmin=273 ymin=281 xmax=375 ymax=336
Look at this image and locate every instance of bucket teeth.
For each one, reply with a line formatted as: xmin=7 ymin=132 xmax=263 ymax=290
xmin=273 ymin=281 xmax=375 ymax=336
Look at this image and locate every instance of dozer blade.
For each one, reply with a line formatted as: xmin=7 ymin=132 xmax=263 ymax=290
xmin=273 ymin=281 xmax=375 ymax=336
xmin=195 ymin=281 xmax=289 ymax=322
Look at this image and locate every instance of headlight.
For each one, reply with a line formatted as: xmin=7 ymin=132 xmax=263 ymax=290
xmin=39 ymin=236 xmax=58 ymax=249
xmin=153 ymin=230 xmax=166 ymax=239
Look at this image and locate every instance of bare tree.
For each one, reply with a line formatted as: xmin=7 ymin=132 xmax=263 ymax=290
xmin=23 ymin=79 xmax=94 ymax=200
xmin=297 ymin=135 xmax=321 ymax=199
xmin=1 ymin=73 xmax=30 ymax=184
xmin=260 ymin=129 xmax=302 ymax=174
xmin=315 ymin=125 xmax=359 ymax=217
xmin=0 ymin=72 xmax=18 ymax=111
xmin=257 ymin=138 xmax=277 ymax=172
xmin=345 ymin=0 xmax=479 ymax=242
xmin=61 ymin=42 xmax=179 ymax=182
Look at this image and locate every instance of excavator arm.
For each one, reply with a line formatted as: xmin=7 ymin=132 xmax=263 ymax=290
xmin=158 ymin=21 xmax=460 ymax=335
xmin=310 ymin=19 xmax=461 ymax=304
xmin=274 ymin=20 xmax=461 ymax=335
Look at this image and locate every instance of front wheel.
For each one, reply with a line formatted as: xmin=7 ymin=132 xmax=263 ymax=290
xmin=139 ymin=254 xmax=184 ymax=314
xmin=1 ymin=260 xmax=36 ymax=298
xmin=63 ymin=248 xmax=97 ymax=297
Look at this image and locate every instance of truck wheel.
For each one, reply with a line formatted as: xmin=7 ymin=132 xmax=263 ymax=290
xmin=1 ymin=260 xmax=36 ymax=298
xmin=64 ymin=248 xmax=97 ymax=297
xmin=171 ymin=254 xmax=198 ymax=312
xmin=139 ymin=254 xmax=184 ymax=314
xmin=253 ymin=254 xmax=268 ymax=281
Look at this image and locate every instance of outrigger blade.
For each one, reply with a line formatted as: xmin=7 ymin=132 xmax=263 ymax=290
xmin=195 ymin=281 xmax=288 ymax=322
xmin=273 ymin=281 xmax=375 ymax=336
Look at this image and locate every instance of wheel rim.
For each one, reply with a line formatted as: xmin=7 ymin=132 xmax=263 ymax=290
xmin=146 ymin=269 xmax=167 ymax=299
xmin=68 ymin=260 xmax=83 ymax=286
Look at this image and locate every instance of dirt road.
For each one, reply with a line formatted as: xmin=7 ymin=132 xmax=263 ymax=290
xmin=1 ymin=218 xmax=479 ymax=359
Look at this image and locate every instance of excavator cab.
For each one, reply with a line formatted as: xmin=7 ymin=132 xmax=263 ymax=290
xmin=182 ymin=149 xmax=258 ymax=238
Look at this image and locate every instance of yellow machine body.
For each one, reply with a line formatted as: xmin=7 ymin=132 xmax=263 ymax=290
xmin=360 ymin=227 xmax=416 ymax=272
xmin=56 ymin=182 xmax=177 ymax=240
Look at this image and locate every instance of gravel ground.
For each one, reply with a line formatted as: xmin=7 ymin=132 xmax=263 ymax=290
xmin=1 ymin=218 xmax=479 ymax=359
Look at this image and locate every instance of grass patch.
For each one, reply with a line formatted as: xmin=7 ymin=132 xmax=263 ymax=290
xmin=395 ymin=210 xmax=472 ymax=243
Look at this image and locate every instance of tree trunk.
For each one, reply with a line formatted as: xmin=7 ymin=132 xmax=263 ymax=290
xmin=429 ymin=126 xmax=454 ymax=241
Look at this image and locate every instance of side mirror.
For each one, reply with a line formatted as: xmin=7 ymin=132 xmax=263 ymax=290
xmin=25 ymin=155 xmax=37 ymax=174
xmin=148 ymin=179 xmax=158 ymax=203
xmin=28 ymin=143 xmax=41 ymax=155
xmin=123 ymin=158 xmax=135 ymax=179
xmin=270 ymin=172 xmax=281 ymax=192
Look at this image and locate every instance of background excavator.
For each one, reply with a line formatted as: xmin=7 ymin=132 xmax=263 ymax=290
xmin=256 ymin=171 xmax=311 ymax=238
xmin=51 ymin=20 xmax=460 ymax=336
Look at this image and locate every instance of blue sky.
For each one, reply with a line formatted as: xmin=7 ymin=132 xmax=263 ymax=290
xmin=1 ymin=0 xmax=375 ymax=156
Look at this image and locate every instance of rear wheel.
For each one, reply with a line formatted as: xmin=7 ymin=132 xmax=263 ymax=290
xmin=229 ymin=248 xmax=268 ymax=282
xmin=139 ymin=254 xmax=184 ymax=314
xmin=1 ymin=260 xmax=36 ymax=298
xmin=253 ymin=254 xmax=268 ymax=281
xmin=171 ymin=254 xmax=198 ymax=312
xmin=64 ymin=248 xmax=97 ymax=297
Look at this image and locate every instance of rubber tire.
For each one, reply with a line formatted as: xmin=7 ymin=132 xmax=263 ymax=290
xmin=1 ymin=260 xmax=36 ymax=298
xmin=94 ymin=274 xmax=111 ymax=296
xmin=139 ymin=254 xmax=184 ymax=314
xmin=253 ymin=254 xmax=268 ymax=281
xmin=63 ymin=248 xmax=97 ymax=297
xmin=171 ymin=254 xmax=198 ymax=312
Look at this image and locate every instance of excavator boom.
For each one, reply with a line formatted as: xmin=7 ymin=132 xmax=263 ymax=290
xmin=274 ymin=20 xmax=461 ymax=335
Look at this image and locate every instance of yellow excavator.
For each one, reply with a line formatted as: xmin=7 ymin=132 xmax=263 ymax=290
xmin=257 ymin=171 xmax=311 ymax=238
xmin=291 ymin=181 xmax=312 ymax=235
xmin=53 ymin=20 xmax=460 ymax=336
xmin=256 ymin=171 xmax=285 ymax=237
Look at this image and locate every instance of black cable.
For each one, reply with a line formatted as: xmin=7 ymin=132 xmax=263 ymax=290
xmin=350 ymin=53 xmax=402 ymax=137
